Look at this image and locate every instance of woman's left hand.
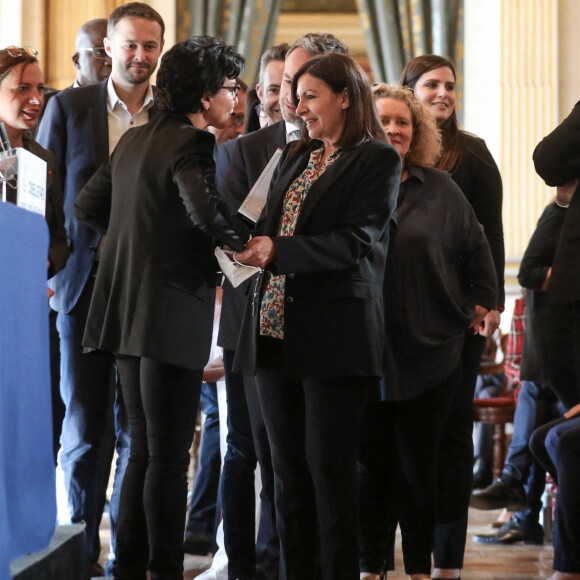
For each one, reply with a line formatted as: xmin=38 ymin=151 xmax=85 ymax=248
xmin=235 ymin=236 xmax=276 ymax=269
xmin=475 ymin=309 xmax=500 ymax=337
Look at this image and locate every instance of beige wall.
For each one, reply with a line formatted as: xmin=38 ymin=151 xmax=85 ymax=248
xmin=559 ymin=0 xmax=580 ymax=118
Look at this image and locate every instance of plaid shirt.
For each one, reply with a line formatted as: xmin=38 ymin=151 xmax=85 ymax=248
xmin=504 ymin=296 xmax=525 ymax=383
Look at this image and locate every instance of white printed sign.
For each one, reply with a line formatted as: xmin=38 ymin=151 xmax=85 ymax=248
xmin=0 ymin=148 xmax=47 ymax=217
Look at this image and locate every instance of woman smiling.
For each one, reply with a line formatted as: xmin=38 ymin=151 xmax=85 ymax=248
xmin=358 ymin=85 xmax=497 ymax=580
xmin=401 ymin=55 xmax=505 ymax=580
xmin=234 ymin=53 xmax=401 ymax=580
xmin=0 ymin=45 xmax=68 ymax=275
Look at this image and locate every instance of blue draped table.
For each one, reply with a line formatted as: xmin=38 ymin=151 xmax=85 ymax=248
xmin=0 ymin=202 xmax=56 ymax=580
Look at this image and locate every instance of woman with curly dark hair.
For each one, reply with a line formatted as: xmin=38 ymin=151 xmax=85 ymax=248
xmin=74 ymin=36 xmax=250 ymax=580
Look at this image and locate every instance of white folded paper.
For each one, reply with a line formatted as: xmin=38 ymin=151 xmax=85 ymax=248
xmin=238 ymin=148 xmax=283 ymax=223
xmin=215 ymin=246 xmax=261 ymax=288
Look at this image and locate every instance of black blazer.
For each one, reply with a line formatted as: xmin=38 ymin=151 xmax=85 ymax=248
xmin=533 ymin=100 xmax=580 ymax=304
xmin=36 ymin=81 xmax=159 ymax=313
xmin=517 ymin=202 xmax=567 ymax=381
xmin=74 ymin=112 xmax=249 ymax=371
xmin=215 ymin=121 xmax=288 ymax=350
xmin=235 ymin=139 xmax=401 ymax=378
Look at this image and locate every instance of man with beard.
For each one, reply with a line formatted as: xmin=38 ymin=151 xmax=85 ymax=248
xmin=36 ymin=3 xmax=164 ymax=576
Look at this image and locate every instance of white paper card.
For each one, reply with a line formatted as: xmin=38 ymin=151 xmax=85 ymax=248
xmin=0 ymin=148 xmax=47 ymax=216
xmin=17 ymin=148 xmax=47 ymax=217
xmin=215 ymin=247 xmax=261 ymax=288
xmin=238 ymin=148 xmax=282 ymax=223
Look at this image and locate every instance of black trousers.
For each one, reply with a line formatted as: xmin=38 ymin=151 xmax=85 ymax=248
xmin=433 ymin=332 xmax=485 ymax=569
xmin=113 ymin=356 xmax=202 ymax=580
xmin=255 ymin=365 xmax=373 ymax=580
xmin=221 ymin=349 xmax=280 ymax=580
xmin=358 ymin=362 xmax=461 ymax=575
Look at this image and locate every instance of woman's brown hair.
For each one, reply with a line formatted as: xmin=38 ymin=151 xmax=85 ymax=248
xmin=291 ymin=53 xmax=387 ymax=152
xmin=399 ymin=54 xmax=461 ymax=172
xmin=0 ymin=48 xmax=38 ymax=85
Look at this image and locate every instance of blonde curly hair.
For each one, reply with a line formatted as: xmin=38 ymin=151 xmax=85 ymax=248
xmin=372 ymin=84 xmax=441 ymax=168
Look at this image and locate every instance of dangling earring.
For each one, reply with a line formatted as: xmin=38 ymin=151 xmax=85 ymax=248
xmin=405 ymin=150 xmax=411 ymax=161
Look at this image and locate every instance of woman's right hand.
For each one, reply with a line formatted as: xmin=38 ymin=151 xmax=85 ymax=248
xmin=235 ymin=236 xmax=276 ymax=269
xmin=469 ymin=305 xmax=489 ymax=335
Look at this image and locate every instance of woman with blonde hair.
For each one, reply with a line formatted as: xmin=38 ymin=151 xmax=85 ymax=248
xmin=358 ymin=85 xmax=497 ymax=580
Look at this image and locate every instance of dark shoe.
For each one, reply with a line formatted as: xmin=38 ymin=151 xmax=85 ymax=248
xmin=470 ymin=479 xmax=527 ymax=511
xmin=183 ymin=532 xmax=214 ymax=555
xmin=473 ymin=516 xmax=544 ymax=545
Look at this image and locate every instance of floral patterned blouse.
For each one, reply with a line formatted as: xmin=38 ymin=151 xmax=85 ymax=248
xmin=259 ymin=146 xmax=342 ymax=339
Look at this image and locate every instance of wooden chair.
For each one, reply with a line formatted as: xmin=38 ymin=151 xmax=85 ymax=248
xmin=473 ymin=332 xmax=517 ymax=480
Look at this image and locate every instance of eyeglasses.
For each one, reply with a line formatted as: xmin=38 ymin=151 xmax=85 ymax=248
xmin=77 ymin=47 xmax=110 ymax=60
xmin=255 ymin=103 xmax=267 ymax=118
xmin=5 ymin=45 xmax=38 ymax=58
xmin=221 ymin=84 xmax=241 ymax=98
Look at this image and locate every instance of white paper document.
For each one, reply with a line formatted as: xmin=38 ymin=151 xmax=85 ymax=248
xmin=0 ymin=147 xmax=47 ymax=217
xmin=238 ymin=148 xmax=282 ymax=222
xmin=214 ymin=247 xmax=261 ymax=288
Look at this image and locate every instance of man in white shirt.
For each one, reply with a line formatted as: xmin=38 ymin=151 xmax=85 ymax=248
xmin=36 ymin=3 xmax=164 ymax=576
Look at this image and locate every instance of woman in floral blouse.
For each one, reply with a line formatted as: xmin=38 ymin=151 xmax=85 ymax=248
xmin=234 ymin=53 xmax=401 ymax=580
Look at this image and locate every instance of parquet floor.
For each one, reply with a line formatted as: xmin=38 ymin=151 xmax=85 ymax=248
xmin=97 ymin=507 xmax=555 ymax=579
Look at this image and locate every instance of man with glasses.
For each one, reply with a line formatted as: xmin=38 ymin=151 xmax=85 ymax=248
xmin=72 ymin=18 xmax=112 ymax=86
xmin=37 ymin=3 xmax=164 ymax=577
xmin=36 ymin=18 xmax=111 ymax=132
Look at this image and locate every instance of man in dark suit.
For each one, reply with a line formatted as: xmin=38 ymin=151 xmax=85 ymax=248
xmin=37 ymin=17 xmax=111 ymax=466
xmin=214 ymin=33 xmax=348 ymax=580
xmin=533 ymin=112 xmax=580 ymax=411
xmin=36 ymin=3 xmax=164 ymax=576
xmin=532 ymin=103 xmax=580 ymax=580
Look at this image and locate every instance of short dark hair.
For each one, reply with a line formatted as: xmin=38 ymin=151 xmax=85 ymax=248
xmin=258 ymin=42 xmax=289 ymax=87
xmin=156 ymin=36 xmax=246 ymax=115
xmin=0 ymin=49 xmax=38 ymax=85
xmin=291 ymin=53 xmax=386 ymax=151
xmin=108 ymin=2 xmax=165 ymax=38
xmin=287 ymin=33 xmax=349 ymax=59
